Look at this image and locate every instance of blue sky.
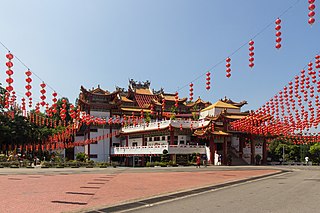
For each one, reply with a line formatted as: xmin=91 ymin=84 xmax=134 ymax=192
xmin=0 ymin=0 xmax=319 ymax=111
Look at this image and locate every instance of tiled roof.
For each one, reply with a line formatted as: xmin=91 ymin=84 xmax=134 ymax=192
xmin=201 ymin=100 xmax=239 ymax=112
xmin=136 ymin=88 xmax=153 ymax=95
xmin=135 ymin=94 xmax=158 ymax=108
xmin=121 ymin=96 xmax=134 ymax=102
xmin=121 ymin=107 xmax=151 ymax=112
xmin=163 ymin=94 xmax=187 ymax=102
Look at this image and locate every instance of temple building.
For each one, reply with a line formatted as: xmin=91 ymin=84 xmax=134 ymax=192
xmin=75 ymin=80 xmax=265 ymax=166
xmin=75 ymin=79 xmax=210 ymax=162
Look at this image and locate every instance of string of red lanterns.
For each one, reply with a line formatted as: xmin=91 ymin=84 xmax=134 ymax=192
xmin=249 ymin=40 xmax=255 ymax=68
xmin=308 ymin=0 xmax=316 ymax=25
xmin=189 ymin=83 xmax=194 ymax=101
xmin=206 ymin=72 xmax=211 ymax=90
xmin=275 ymin=18 xmax=282 ymax=49
xmin=226 ymin=57 xmax=231 ymax=78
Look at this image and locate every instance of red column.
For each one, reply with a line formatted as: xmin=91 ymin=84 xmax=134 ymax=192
xmin=223 ymin=136 xmax=227 ymax=165
xmin=239 ymin=135 xmax=243 ymax=158
xmin=262 ymin=138 xmax=267 ymax=165
xmin=125 ymin=135 xmax=129 ymax=146
xmin=209 ymin=135 xmax=215 ymax=165
xmin=250 ymin=136 xmax=255 ymax=165
xmin=125 ymin=135 xmax=129 ymax=166
xmin=170 ymin=129 xmax=174 ymax=145
xmin=141 ymin=134 xmax=146 ymax=166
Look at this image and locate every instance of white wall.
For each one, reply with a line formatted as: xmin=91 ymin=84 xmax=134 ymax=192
xmin=200 ymin=107 xmax=241 ymax=119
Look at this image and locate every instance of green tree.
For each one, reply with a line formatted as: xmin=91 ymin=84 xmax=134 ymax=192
xmin=309 ymin=143 xmax=320 ymax=164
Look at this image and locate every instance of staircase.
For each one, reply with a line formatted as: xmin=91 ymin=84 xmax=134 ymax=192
xmin=229 ymin=148 xmax=249 ymax=166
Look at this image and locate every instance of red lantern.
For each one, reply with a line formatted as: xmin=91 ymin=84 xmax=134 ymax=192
xmin=226 ymin=57 xmax=231 ymax=78
xmin=206 ymin=72 xmax=211 ymax=90
xmin=162 ymin=98 xmax=165 ymax=111
xmin=189 ymin=82 xmax=194 ymax=101
xmin=275 ymin=18 xmax=282 ymax=49
xmin=40 ymin=82 xmax=46 ymax=107
xmin=248 ymin=40 xmax=255 ymax=68
xmin=308 ymin=0 xmax=316 ymax=25
xmin=5 ymin=52 xmax=14 ymax=105
xmin=174 ymin=92 xmax=179 ymax=108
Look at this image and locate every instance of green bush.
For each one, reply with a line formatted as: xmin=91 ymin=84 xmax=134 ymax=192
xmin=146 ymin=162 xmax=155 ymax=167
xmin=0 ymin=154 xmax=7 ymax=162
xmin=76 ymin=152 xmax=88 ymax=162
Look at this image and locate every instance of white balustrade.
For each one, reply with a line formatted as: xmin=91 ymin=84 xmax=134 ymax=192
xmin=111 ymin=144 xmax=206 ymax=155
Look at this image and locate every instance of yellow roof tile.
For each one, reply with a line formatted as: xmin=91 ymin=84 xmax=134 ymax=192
xmin=201 ymin=100 xmax=239 ymax=112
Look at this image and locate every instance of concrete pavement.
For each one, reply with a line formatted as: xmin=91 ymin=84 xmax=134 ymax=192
xmin=0 ymin=166 xmax=281 ymax=213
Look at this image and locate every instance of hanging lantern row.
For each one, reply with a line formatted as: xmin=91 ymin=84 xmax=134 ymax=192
xmin=308 ymin=0 xmax=316 ymax=25
xmin=189 ymin=82 xmax=194 ymax=101
xmin=5 ymin=52 xmax=14 ymax=108
xmin=21 ymin=97 xmax=26 ymax=111
xmin=231 ymin=53 xmax=320 ymax=137
xmin=275 ymin=18 xmax=282 ymax=49
xmin=174 ymin=92 xmax=179 ymax=108
xmin=206 ymin=72 xmax=211 ymax=90
xmin=249 ymin=40 xmax=255 ymax=68
xmin=226 ymin=57 xmax=231 ymax=78
xmin=40 ymin=82 xmax=46 ymax=107
xmin=25 ymin=69 xmax=33 ymax=108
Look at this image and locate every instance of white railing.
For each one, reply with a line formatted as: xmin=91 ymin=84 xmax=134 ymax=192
xmin=121 ymin=120 xmax=210 ymax=133
xmin=111 ymin=144 xmax=206 ymax=155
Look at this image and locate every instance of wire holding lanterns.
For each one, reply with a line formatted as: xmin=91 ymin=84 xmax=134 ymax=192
xmin=249 ymin=40 xmax=255 ymax=68
xmin=275 ymin=18 xmax=282 ymax=49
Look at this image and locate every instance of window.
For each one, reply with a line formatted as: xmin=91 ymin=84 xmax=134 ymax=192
xmin=162 ymin=136 xmax=166 ymax=141
xmin=179 ymin=140 xmax=184 ymax=144
xmin=149 ymin=137 xmax=153 ymax=141
xmin=154 ymin=137 xmax=160 ymax=141
xmin=132 ymin=142 xmax=137 ymax=146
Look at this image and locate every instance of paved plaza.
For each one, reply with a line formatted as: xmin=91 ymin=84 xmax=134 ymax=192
xmin=0 ymin=166 xmax=280 ymax=213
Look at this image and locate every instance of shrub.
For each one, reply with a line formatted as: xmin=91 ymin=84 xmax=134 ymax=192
xmin=75 ymin=152 xmax=88 ymax=162
xmin=0 ymin=154 xmax=7 ymax=162
xmin=146 ymin=162 xmax=155 ymax=167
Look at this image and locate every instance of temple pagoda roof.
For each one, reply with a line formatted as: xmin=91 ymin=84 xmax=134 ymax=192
xmin=80 ymin=85 xmax=119 ymax=96
xmin=187 ymin=96 xmax=211 ymax=107
xmin=162 ymin=93 xmax=187 ymax=102
xmin=201 ymin=100 xmax=240 ymax=112
xmin=220 ymin=96 xmax=248 ymax=108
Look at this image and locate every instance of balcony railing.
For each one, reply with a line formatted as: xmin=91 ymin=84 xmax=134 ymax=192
xmin=121 ymin=120 xmax=210 ymax=133
xmin=111 ymin=144 xmax=206 ymax=155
